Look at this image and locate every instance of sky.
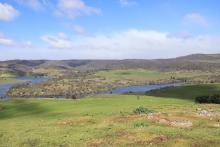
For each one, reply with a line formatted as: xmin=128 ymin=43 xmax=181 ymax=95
xmin=0 ymin=0 xmax=220 ymax=60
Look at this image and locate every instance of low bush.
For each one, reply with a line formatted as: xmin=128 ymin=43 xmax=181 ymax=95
xmin=134 ymin=122 xmax=149 ymax=128
xmin=210 ymin=94 xmax=220 ymax=103
xmin=133 ymin=106 xmax=154 ymax=114
xmin=195 ymin=94 xmax=220 ymax=104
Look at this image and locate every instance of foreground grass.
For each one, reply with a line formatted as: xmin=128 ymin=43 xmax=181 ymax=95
xmin=1 ymin=88 xmax=220 ymax=147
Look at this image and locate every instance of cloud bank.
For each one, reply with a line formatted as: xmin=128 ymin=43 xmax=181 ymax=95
xmin=40 ymin=29 xmax=220 ymax=59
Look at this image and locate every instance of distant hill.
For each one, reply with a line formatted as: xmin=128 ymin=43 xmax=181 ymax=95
xmin=0 ymin=54 xmax=220 ymax=76
xmin=176 ymin=54 xmax=220 ymax=61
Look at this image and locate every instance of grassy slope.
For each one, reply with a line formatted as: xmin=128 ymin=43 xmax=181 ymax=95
xmin=146 ymin=84 xmax=220 ymax=100
xmin=95 ymin=69 xmax=220 ymax=83
xmin=0 ymin=78 xmax=24 ymax=84
xmin=1 ymin=85 xmax=220 ymax=146
xmin=96 ymin=69 xmax=171 ymax=82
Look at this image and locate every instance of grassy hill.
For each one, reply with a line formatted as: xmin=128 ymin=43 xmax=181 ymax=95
xmin=1 ymin=84 xmax=220 ymax=146
xmin=1 ymin=54 xmax=220 ymax=77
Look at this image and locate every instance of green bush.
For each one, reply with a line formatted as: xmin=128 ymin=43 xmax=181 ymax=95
xmin=195 ymin=96 xmax=210 ymax=103
xmin=133 ymin=106 xmax=154 ymax=114
xmin=195 ymin=94 xmax=220 ymax=104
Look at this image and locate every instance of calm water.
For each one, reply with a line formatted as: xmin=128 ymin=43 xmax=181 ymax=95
xmin=101 ymin=82 xmax=185 ymax=94
xmin=0 ymin=77 xmax=48 ymax=98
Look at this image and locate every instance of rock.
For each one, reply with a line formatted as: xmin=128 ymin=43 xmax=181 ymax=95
xmin=170 ymin=120 xmax=193 ymax=127
xmin=213 ymin=123 xmax=220 ymax=128
xmin=196 ymin=108 xmax=202 ymax=111
xmin=197 ymin=110 xmax=214 ymax=117
xmin=158 ymin=118 xmax=170 ymax=124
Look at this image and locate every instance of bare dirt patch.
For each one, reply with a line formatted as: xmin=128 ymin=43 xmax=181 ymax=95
xmin=87 ymin=139 xmax=106 ymax=147
xmin=114 ymin=130 xmax=169 ymax=146
xmin=107 ymin=114 xmax=145 ymax=123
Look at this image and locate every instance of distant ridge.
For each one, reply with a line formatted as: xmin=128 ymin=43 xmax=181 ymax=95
xmin=0 ymin=53 xmax=220 ymax=76
xmin=176 ymin=53 xmax=220 ymax=60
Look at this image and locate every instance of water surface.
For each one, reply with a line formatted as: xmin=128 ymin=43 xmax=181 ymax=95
xmin=0 ymin=77 xmax=48 ymax=98
xmin=102 ymin=82 xmax=185 ymax=94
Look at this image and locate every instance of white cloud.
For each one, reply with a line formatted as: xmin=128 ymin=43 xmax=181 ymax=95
xmin=0 ymin=3 xmax=19 ymax=21
xmin=41 ymin=29 xmax=220 ymax=59
xmin=0 ymin=33 xmax=32 ymax=48
xmin=119 ymin=0 xmax=137 ymax=7
xmin=167 ymin=32 xmax=192 ymax=40
xmin=55 ymin=0 xmax=101 ymax=19
xmin=71 ymin=25 xmax=89 ymax=36
xmin=41 ymin=32 xmax=73 ymax=49
xmin=183 ymin=13 xmax=208 ymax=27
xmin=0 ymin=34 xmax=15 ymax=46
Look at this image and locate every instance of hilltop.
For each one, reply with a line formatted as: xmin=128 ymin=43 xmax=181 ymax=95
xmin=0 ymin=54 xmax=220 ymax=77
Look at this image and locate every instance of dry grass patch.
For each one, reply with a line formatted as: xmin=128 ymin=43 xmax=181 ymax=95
xmin=115 ymin=130 xmax=168 ymax=146
xmin=57 ymin=117 xmax=96 ymax=126
xmin=107 ymin=114 xmax=145 ymax=123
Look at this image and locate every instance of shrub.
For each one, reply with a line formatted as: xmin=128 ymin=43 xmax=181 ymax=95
xmin=195 ymin=96 xmax=210 ymax=103
xmin=210 ymin=94 xmax=220 ymax=104
xmin=195 ymin=94 xmax=220 ymax=104
xmin=133 ymin=106 xmax=154 ymax=114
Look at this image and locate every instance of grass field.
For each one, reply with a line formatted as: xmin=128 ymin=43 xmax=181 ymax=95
xmin=95 ymin=69 xmax=220 ymax=83
xmin=0 ymin=78 xmax=24 ymax=84
xmin=1 ymin=84 xmax=220 ymax=147
xmin=96 ymin=69 xmax=171 ymax=82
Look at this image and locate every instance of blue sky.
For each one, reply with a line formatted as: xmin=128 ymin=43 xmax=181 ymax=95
xmin=0 ymin=0 xmax=220 ymax=60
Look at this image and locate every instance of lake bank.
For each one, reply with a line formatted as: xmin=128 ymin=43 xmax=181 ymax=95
xmin=0 ymin=77 xmax=48 ymax=98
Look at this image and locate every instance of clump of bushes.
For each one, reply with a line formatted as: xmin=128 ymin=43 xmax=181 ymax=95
xmin=195 ymin=94 xmax=220 ymax=104
xmin=133 ymin=106 xmax=154 ymax=114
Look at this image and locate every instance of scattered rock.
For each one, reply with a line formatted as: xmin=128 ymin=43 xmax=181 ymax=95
xmin=170 ymin=120 xmax=193 ymax=127
xmin=197 ymin=110 xmax=215 ymax=117
xmin=147 ymin=112 xmax=193 ymax=127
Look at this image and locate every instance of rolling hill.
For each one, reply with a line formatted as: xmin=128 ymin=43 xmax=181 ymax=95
xmin=0 ymin=54 xmax=220 ymax=76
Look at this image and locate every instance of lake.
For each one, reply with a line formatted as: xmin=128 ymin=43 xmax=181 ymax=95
xmin=0 ymin=77 xmax=48 ymax=98
xmin=100 ymin=82 xmax=185 ymax=94
xmin=1 ymin=77 xmax=185 ymax=98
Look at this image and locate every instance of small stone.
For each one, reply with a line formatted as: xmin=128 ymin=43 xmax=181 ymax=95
xmin=213 ymin=123 xmax=220 ymax=128
xmin=196 ymin=108 xmax=202 ymax=111
xmin=170 ymin=120 xmax=193 ymax=127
